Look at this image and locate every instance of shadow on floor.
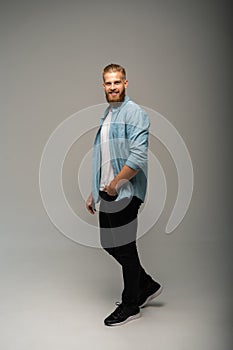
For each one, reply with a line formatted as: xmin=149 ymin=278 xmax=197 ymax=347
xmin=142 ymin=301 xmax=166 ymax=308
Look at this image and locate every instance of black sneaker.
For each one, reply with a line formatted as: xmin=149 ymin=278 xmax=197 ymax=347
xmin=104 ymin=302 xmax=140 ymax=326
xmin=137 ymin=281 xmax=163 ymax=308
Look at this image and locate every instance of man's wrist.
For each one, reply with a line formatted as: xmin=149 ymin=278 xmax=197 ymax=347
xmin=109 ymin=165 xmax=138 ymax=192
xmin=109 ymin=179 xmax=118 ymax=192
xmin=110 ymin=178 xmax=127 ymax=192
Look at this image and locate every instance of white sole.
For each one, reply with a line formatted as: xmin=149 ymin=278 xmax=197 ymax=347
xmin=139 ymin=285 xmax=163 ymax=308
xmin=105 ymin=312 xmax=141 ymax=326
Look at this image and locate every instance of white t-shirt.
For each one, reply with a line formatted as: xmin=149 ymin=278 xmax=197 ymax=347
xmin=99 ymin=110 xmax=115 ymax=190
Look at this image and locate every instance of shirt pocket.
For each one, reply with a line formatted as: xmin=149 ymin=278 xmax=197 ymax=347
xmin=112 ymin=122 xmax=125 ymax=139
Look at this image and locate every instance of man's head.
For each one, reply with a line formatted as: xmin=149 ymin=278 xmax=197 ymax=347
xmin=102 ymin=63 xmax=128 ymax=103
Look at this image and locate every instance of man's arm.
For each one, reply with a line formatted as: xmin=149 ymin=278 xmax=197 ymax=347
xmin=103 ymin=165 xmax=138 ymax=196
xmin=104 ymin=107 xmax=149 ymax=196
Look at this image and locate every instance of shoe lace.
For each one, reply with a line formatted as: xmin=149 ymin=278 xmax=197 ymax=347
xmin=114 ymin=301 xmax=138 ymax=319
xmin=113 ymin=301 xmax=127 ymax=316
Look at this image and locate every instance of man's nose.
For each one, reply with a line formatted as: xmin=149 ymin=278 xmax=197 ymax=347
xmin=110 ymin=83 xmax=116 ymax=89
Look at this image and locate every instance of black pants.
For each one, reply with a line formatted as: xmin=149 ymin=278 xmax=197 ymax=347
xmin=99 ymin=190 xmax=153 ymax=307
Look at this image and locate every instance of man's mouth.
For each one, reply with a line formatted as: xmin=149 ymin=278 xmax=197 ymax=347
xmin=109 ymin=92 xmax=119 ymax=96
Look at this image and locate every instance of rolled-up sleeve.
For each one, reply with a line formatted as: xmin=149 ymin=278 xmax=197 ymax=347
xmin=125 ymin=108 xmax=150 ymax=171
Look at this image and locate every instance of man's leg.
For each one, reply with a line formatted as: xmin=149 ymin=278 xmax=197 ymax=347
xmin=107 ymin=196 xmax=153 ymax=306
xmin=99 ymin=205 xmax=152 ymax=295
xmin=99 ymin=194 xmax=141 ymax=325
xmin=99 ymin=193 xmax=153 ymax=297
xmin=99 ymin=192 xmax=162 ymax=325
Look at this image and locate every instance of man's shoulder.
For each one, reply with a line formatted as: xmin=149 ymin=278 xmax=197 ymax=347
xmin=124 ymin=98 xmax=150 ymax=125
xmin=125 ymin=98 xmax=142 ymax=112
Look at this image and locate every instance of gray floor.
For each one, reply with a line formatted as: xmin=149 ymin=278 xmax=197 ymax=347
xmin=0 ymin=210 xmax=232 ymax=350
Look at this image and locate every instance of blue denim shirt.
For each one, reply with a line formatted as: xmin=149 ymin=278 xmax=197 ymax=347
xmin=91 ymin=95 xmax=150 ymax=204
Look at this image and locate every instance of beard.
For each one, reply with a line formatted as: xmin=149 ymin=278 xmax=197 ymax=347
xmin=105 ymin=88 xmax=126 ymax=104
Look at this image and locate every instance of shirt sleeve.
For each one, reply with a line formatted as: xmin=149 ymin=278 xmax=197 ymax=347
xmin=125 ymin=107 xmax=150 ymax=171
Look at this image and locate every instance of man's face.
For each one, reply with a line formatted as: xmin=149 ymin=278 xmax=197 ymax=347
xmin=103 ymin=71 xmax=128 ymax=103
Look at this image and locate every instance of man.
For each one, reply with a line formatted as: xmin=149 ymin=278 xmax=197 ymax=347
xmin=86 ymin=64 xmax=162 ymax=326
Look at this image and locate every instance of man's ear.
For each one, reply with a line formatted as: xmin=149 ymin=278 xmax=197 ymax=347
xmin=124 ymin=80 xmax=129 ymax=88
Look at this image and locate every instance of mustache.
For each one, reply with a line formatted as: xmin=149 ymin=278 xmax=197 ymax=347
xmin=105 ymin=88 xmax=125 ymax=103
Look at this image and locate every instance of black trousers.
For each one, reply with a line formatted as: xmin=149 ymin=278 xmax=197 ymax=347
xmin=99 ymin=190 xmax=153 ymax=307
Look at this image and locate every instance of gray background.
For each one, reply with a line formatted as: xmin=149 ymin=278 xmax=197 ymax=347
xmin=0 ymin=0 xmax=232 ymax=349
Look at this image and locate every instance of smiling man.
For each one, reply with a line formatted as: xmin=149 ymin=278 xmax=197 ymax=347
xmin=86 ymin=63 xmax=163 ymax=326
xmin=103 ymin=66 xmax=127 ymax=104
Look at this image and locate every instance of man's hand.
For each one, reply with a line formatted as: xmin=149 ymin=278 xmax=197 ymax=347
xmin=103 ymin=179 xmax=118 ymax=196
xmin=86 ymin=192 xmax=96 ymax=215
xmin=103 ymin=165 xmax=139 ymax=196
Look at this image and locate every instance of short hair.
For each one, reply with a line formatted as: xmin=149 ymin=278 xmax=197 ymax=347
xmin=102 ymin=63 xmax=126 ymax=81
